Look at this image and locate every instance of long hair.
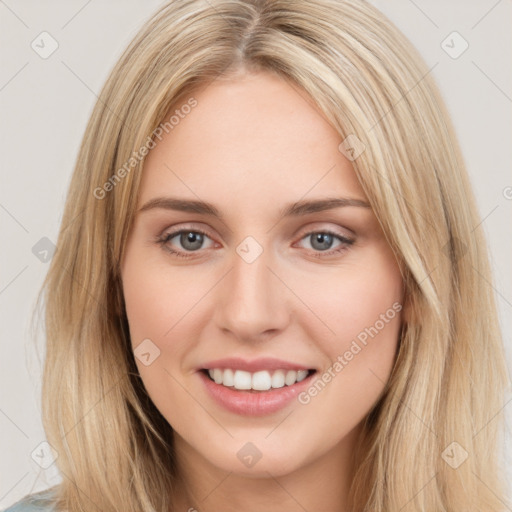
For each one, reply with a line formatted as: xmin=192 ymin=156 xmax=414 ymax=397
xmin=38 ymin=0 xmax=510 ymax=510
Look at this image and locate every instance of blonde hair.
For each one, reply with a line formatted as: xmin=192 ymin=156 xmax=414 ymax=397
xmin=38 ymin=0 xmax=510 ymax=510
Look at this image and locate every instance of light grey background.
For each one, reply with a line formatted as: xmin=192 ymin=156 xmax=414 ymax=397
xmin=1 ymin=0 xmax=511 ymax=508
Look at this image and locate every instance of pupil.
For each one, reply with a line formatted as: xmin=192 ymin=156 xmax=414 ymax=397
xmin=311 ymin=233 xmax=333 ymax=251
xmin=181 ymin=232 xmax=203 ymax=250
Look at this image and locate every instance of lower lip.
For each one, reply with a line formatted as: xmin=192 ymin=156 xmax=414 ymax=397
xmin=198 ymin=370 xmax=316 ymax=416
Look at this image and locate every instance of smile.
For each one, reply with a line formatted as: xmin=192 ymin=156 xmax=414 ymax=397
xmin=204 ymin=368 xmax=313 ymax=391
xmin=198 ymin=367 xmax=318 ymax=416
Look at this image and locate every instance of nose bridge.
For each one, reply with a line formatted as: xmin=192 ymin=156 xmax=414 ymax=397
xmin=214 ymin=240 xmax=289 ymax=340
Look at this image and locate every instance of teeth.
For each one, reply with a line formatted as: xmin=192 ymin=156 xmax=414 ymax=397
xmin=207 ymin=368 xmax=310 ymax=390
xmin=234 ymin=370 xmax=252 ymax=390
xmin=251 ymin=370 xmax=271 ymax=390
xmin=271 ymin=370 xmax=285 ymax=388
xmin=222 ymin=368 xmax=234 ymax=387
xmin=212 ymin=368 xmax=223 ymax=384
xmin=285 ymin=370 xmax=297 ymax=386
xmin=296 ymin=370 xmax=309 ymax=382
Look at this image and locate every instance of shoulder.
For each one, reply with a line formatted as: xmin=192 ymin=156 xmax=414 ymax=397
xmin=2 ymin=488 xmax=58 ymax=512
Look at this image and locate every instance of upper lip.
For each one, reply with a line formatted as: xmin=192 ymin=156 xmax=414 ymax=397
xmin=200 ymin=357 xmax=315 ymax=373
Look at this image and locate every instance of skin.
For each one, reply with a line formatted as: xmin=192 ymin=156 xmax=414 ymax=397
xmin=121 ymin=68 xmax=404 ymax=512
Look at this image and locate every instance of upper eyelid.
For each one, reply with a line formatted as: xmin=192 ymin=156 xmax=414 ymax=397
xmin=163 ymin=227 xmax=212 ymax=240
xmin=160 ymin=223 xmax=214 ymax=238
xmin=160 ymin=226 xmax=354 ymax=250
xmin=161 ymin=226 xmax=352 ymax=239
xmin=160 ymin=220 xmax=354 ymax=238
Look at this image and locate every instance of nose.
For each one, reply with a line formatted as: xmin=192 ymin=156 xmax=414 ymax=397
xmin=213 ymin=245 xmax=291 ymax=343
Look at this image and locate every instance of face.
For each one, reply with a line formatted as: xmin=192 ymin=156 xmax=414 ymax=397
xmin=121 ymin=70 xmax=403 ymax=479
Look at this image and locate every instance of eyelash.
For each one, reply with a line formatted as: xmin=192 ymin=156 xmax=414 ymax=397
xmin=156 ymin=228 xmax=354 ymax=259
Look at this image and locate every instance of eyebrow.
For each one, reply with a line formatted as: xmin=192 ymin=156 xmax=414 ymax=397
xmin=138 ymin=196 xmax=371 ymax=220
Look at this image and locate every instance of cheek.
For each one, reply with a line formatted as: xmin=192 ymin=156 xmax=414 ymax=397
xmin=121 ymin=247 xmax=211 ymax=414
xmin=309 ymin=242 xmax=403 ymax=351
xmin=122 ymin=247 xmax=203 ymax=346
xmin=121 ymin=248 xmax=204 ymax=421
xmin=295 ymin=246 xmax=403 ymax=430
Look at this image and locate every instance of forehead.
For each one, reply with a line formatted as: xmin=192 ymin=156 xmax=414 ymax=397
xmin=138 ymin=70 xmax=367 ymax=209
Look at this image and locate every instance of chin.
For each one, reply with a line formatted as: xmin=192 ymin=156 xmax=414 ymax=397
xmin=201 ymin=441 xmax=309 ymax=477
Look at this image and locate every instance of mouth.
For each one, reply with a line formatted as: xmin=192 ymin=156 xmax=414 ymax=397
xmin=197 ymin=366 xmax=318 ymax=416
xmin=196 ymin=356 xmax=319 ymax=415
xmin=200 ymin=368 xmax=318 ymax=393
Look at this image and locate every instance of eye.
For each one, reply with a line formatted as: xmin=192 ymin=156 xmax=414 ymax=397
xmin=157 ymin=228 xmax=215 ymax=257
xmin=296 ymin=230 xmax=354 ymax=256
xmin=156 ymin=227 xmax=354 ymax=259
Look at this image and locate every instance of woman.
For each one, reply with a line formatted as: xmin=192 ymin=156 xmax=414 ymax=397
xmin=5 ymin=0 xmax=510 ymax=511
